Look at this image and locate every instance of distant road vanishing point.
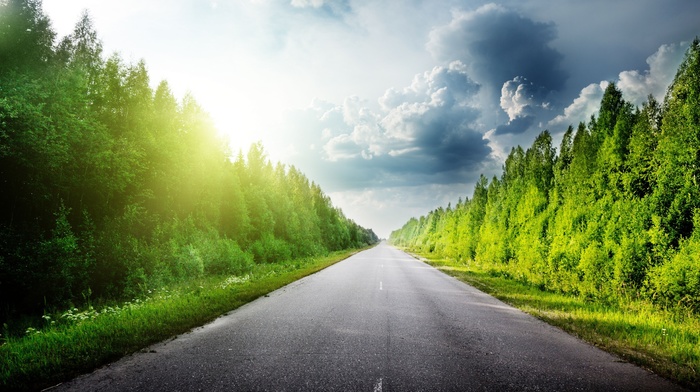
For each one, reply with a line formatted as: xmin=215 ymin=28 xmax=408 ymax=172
xmin=55 ymin=242 xmax=685 ymax=391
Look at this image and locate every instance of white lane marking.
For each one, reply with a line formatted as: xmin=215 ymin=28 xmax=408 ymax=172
xmin=374 ymin=377 xmax=383 ymax=392
xmin=379 ymin=281 xmax=383 ymax=290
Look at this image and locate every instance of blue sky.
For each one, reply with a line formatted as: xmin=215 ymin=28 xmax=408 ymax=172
xmin=43 ymin=0 xmax=700 ymax=238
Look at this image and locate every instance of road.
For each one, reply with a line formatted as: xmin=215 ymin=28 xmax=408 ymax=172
xmin=55 ymin=242 xmax=685 ymax=391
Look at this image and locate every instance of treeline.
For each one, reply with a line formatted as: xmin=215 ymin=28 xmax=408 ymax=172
xmin=391 ymin=39 xmax=700 ymax=313
xmin=0 ymin=0 xmax=377 ymax=322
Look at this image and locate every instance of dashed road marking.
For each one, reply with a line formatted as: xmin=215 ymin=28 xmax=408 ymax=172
xmin=374 ymin=377 xmax=383 ymax=392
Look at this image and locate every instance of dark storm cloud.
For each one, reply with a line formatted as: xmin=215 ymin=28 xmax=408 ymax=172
xmin=375 ymin=61 xmax=491 ymax=181
xmin=279 ymin=61 xmax=493 ymax=190
xmin=427 ymin=3 xmax=567 ymax=94
xmin=384 ymin=107 xmax=488 ymax=175
xmin=493 ymin=115 xmax=536 ymax=136
xmin=274 ymin=3 xmax=694 ymax=195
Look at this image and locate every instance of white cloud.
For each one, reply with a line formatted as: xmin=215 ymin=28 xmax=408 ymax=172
xmin=617 ymin=41 xmax=689 ymax=106
xmin=322 ymin=97 xmax=385 ymax=161
xmin=323 ymin=134 xmax=361 ymax=161
xmin=342 ymin=96 xmax=377 ymax=126
xmin=273 ymin=60 xmax=491 ymax=193
xmin=500 ymin=76 xmax=539 ymax=121
xmin=388 ymin=147 xmax=420 ymax=157
xmin=549 ymin=81 xmax=609 ymax=129
xmin=290 ymin=0 xmax=326 ymax=8
xmin=549 ymin=41 xmax=689 ymax=131
xmin=316 ymin=61 xmax=487 ymax=168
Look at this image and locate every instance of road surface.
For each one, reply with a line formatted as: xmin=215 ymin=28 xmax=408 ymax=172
xmin=54 ymin=243 xmax=685 ymax=391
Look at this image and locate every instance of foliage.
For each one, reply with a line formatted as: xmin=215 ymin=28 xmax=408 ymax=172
xmin=0 ymin=249 xmax=363 ymax=391
xmin=390 ymin=38 xmax=700 ymax=315
xmin=647 ymin=236 xmax=700 ymax=312
xmin=0 ymin=0 xmax=378 ymax=326
xmin=416 ymin=252 xmax=700 ymax=389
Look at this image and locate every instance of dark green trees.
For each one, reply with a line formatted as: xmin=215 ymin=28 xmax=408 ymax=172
xmin=391 ymin=39 xmax=700 ymax=313
xmin=0 ymin=0 xmax=54 ymax=75
xmin=0 ymin=2 xmax=377 ymax=322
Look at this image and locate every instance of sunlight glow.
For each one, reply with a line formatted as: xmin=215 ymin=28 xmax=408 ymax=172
xmin=191 ymin=57 xmax=309 ymax=157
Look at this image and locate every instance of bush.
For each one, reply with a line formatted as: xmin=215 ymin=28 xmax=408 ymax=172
xmin=33 ymin=205 xmax=94 ymax=308
xmin=646 ymin=238 xmax=700 ymax=312
xmin=203 ymin=238 xmax=254 ymax=275
xmin=175 ymin=243 xmax=204 ymax=279
xmin=577 ymin=242 xmax=612 ymax=299
xmin=250 ymin=234 xmax=293 ymax=264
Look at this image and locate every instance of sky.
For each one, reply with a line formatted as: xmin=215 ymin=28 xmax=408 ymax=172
xmin=42 ymin=0 xmax=699 ymax=238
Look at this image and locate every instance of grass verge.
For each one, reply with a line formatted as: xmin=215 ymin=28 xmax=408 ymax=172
xmin=0 ymin=248 xmax=366 ymax=391
xmin=410 ymin=251 xmax=699 ymax=391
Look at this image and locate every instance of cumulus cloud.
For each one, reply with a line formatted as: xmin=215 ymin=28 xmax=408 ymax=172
xmin=324 ymin=61 xmax=487 ymax=166
xmin=549 ymin=41 xmax=689 ymax=130
xmin=548 ymin=81 xmax=608 ymax=129
xmin=323 ymin=134 xmax=362 ymax=161
xmin=493 ymin=76 xmax=551 ymax=135
xmin=617 ymin=41 xmax=689 ymax=106
xmin=373 ymin=62 xmax=489 ymax=175
xmin=500 ymin=76 xmax=541 ymax=120
xmin=425 ymin=4 xmax=566 ymax=140
xmin=427 ymin=3 xmax=567 ymax=93
xmin=275 ymin=8 xmax=690 ymax=197
xmin=276 ymin=61 xmax=493 ymax=190
xmin=379 ymin=61 xmax=479 ymax=109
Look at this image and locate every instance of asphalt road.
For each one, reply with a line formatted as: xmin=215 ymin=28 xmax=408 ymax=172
xmin=54 ymin=242 xmax=685 ymax=391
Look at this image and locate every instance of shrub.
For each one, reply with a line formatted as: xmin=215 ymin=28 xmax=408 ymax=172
xmin=203 ymin=238 xmax=254 ymax=275
xmin=577 ymin=242 xmax=612 ymax=299
xmin=646 ymin=238 xmax=700 ymax=312
xmin=250 ymin=234 xmax=293 ymax=263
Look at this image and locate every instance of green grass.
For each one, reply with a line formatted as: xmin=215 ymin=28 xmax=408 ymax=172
xmin=0 ymin=249 xmax=366 ymax=391
xmin=412 ymin=252 xmax=700 ymax=390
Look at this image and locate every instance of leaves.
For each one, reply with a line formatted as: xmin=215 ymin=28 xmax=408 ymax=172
xmin=391 ymin=39 xmax=700 ymax=314
xmin=0 ymin=2 xmax=378 ymax=322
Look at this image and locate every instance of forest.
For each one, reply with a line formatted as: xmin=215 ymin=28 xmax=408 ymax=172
xmin=0 ymin=0 xmax=377 ymax=325
xmin=391 ymin=38 xmax=700 ymax=314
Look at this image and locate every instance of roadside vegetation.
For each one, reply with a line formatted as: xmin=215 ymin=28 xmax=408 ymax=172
xmin=390 ymin=39 xmax=700 ymax=388
xmin=413 ymin=252 xmax=699 ymax=389
xmin=0 ymin=0 xmax=376 ymax=328
xmin=0 ymin=1 xmax=378 ymax=389
xmin=0 ymin=249 xmax=366 ymax=391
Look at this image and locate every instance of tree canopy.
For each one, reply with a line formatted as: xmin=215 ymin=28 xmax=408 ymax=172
xmin=390 ymin=38 xmax=700 ymax=313
xmin=0 ymin=0 xmax=377 ymax=322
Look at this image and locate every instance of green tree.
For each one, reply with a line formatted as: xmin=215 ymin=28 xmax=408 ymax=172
xmin=0 ymin=0 xmax=54 ymax=76
xmin=652 ymin=38 xmax=700 ymax=245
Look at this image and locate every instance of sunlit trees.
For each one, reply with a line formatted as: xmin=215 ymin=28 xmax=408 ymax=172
xmin=391 ymin=38 xmax=700 ymax=313
xmin=646 ymin=38 xmax=700 ymax=311
xmin=0 ymin=2 xmax=377 ymax=322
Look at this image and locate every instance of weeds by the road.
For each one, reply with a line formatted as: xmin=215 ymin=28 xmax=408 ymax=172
xmin=0 ymin=250 xmax=363 ymax=391
xmin=414 ymin=252 xmax=700 ymax=390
